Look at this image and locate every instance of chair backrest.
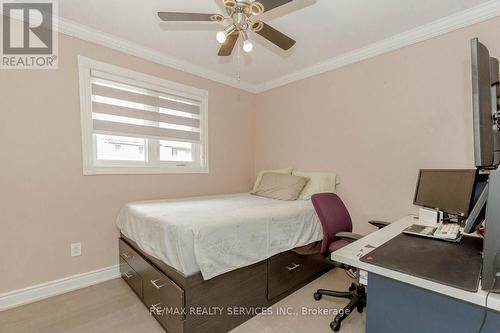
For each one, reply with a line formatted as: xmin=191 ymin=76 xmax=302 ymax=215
xmin=311 ymin=193 xmax=353 ymax=256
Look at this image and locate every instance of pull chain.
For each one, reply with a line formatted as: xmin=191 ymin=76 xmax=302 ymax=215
xmin=236 ymin=34 xmax=242 ymax=83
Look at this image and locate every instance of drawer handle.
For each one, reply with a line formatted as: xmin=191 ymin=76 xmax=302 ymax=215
xmin=286 ymin=263 xmax=301 ymax=271
xmin=123 ymin=271 xmax=134 ymax=279
xmin=122 ymin=252 xmax=133 ymax=260
xmin=151 ymin=303 xmax=162 ymax=314
xmin=151 ymin=279 xmax=167 ymax=289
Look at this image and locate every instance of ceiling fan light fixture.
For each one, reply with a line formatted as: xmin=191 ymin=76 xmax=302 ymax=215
xmin=242 ymin=31 xmax=253 ymax=53
xmin=216 ymin=24 xmax=237 ymax=44
xmin=158 ymin=0 xmax=297 ymax=57
xmin=216 ymin=31 xmax=227 ymax=44
xmin=243 ymin=39 xmax=253 ymax=53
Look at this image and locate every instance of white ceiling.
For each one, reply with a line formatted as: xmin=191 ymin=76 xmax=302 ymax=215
xmin=59 ymin=0 xmax=496 ymax=90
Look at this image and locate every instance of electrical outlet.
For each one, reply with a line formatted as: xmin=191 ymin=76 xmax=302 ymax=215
xmin=71 ymin=243 xmax=82 ymax=257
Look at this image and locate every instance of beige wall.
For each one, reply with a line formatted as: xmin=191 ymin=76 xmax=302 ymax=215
xmin=254 ymin=17 xmax=500 ymax=235
xmin=3 ymin=16 xmax=500 ymax=294
xmin=0 ymin=33 xmax=256 ymax=293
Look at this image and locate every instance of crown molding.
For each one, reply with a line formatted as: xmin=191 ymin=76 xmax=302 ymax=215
xmin=253 ymin=0 xmax=500 ymax=93
xmin=2 ymin=9 xmax=259 ymax=91
xmin=55 ymin=17 xmax=260 ymax=93
xmin=4 ymin=2 xmax=500 ymax=93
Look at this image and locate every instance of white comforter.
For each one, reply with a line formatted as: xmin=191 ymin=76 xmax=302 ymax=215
xmin=116 ymin=193 xmax=323 ymax=280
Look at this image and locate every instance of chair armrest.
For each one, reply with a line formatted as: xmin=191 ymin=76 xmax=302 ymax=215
xmin=336 ymin=232 xmax=364 ymax=243
xmin=369 ymin=220 xmax=391 ymax=229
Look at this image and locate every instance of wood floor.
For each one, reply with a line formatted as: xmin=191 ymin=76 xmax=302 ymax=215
xmin=0 ymin=269 xmax=365 ymax=333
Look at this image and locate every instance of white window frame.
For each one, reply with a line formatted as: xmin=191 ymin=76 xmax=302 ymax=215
xmin=78 ymin=56 xmax=209 ymax=175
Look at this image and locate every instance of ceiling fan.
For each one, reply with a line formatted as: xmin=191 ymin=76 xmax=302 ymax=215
xmin=158 ymin=0 xmax=296 ymax=56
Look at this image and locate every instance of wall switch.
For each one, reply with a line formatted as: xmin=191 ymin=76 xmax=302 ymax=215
xmin=71 ymin=243 xmax=82 ymax=257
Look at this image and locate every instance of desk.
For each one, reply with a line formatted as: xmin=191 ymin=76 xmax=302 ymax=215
xmin=331 ymin=216 xmax=500 ymax=333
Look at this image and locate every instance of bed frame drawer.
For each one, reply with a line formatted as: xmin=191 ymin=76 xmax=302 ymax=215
xmin=144 ymin=265 xmax=185 ymax=333
xmin=267 ymin=251 xmax=328 ymax=300
xmin=119 ymin=235 xmax=331 ymax=333
xmin=120 ymin=258 xmax=143 ymax=298
xmin=119 ymin=238 xmax=150 ymax=276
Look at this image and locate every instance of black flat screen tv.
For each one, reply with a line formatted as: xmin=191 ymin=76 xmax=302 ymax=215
xmin=471 ymin=38 xmax=500 ymax=169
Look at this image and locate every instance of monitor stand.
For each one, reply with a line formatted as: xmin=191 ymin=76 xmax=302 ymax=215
xmin=463 ymin=183 xmax=489 ymax=233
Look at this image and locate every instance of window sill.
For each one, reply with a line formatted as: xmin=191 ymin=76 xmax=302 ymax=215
xmin=83 ymin=165 xmax=209 ymax=175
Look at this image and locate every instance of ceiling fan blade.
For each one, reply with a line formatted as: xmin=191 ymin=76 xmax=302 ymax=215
xmin=257 ymin=0 xmax=293 ymax=12
xmin=254 ymin=23 xmax=295 ymax=50
xmin=218 ymin=33 xmax=239 ymax=56
xmin=158 ymin=12 xmax=221 ymax=22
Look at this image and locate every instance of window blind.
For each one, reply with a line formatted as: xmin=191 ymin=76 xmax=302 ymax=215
xmin=90 ymin=70 xmax=202 ymax=143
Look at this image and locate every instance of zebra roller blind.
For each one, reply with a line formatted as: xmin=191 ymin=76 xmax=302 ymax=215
xmin=90 ymin=70 xmax=201 ymax=143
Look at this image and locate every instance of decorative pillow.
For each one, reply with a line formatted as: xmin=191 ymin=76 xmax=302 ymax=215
xmin=251 ymin=173 xmax=308 ymax=201
xmin=252 ymin=167 xmax=293 ymax=191
xmin=292 ymin=171 xmax=339 ymax=200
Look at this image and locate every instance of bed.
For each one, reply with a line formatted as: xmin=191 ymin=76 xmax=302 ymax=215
xmin=116 ymin=193 xmax=331 ymax=333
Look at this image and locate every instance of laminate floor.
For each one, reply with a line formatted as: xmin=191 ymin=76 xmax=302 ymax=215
xmin=0 ymin=269 xmax=365 ymax=333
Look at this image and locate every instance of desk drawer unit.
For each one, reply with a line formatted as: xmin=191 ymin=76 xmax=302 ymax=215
xmin=119 ymin=258 xmax=143 ymax=298
xmin=268 ymin=251 xmax=326 ymax=300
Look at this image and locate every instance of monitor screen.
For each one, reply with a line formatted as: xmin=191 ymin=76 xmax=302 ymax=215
xmin=471 ymin=38 xmax=500 ymax=169
xmin=413 ymin=169 xmax=478 ymax=217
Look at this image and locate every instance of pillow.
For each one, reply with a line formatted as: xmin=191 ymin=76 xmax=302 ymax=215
xmin=292 ymin=171 xmax=339 ymax=200
xmin=252 ymin=167 xmax=293 ymax=191
xmin=251 ymin=173 xmax=308 ymax=201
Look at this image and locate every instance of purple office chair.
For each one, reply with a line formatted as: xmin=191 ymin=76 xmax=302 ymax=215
xmin=311 ymin=193 xmax=390 ymax=332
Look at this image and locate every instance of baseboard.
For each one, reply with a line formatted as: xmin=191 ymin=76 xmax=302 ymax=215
xmin=0 ymin=265 xmax=121 ymax=311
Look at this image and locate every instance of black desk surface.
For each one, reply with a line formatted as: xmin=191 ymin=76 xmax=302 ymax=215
xmin=360 ymin=233 xmax=483 ymax=292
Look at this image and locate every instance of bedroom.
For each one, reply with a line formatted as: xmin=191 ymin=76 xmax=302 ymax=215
xmin=1 ymin=0 xmax=500 ymax=332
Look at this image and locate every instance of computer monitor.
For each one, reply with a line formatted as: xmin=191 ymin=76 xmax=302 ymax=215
xmin=471 ymin=38 xmax=500 ymax=169
xmin=413 ymin=169 xmax=478 ymax=218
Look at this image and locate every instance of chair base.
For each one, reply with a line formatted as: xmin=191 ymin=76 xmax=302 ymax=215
xmin=313 ymin=283 xmax=367 ymax=332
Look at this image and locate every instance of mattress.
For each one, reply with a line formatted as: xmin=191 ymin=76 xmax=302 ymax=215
xmin=116 ymin=193 xmax=323 ymax=279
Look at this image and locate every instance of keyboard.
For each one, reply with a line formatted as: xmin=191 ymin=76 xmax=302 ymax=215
xmin=434 ymin=223 xmax=461 ymax=240
xmin=403 ymin=223 xmax=461 ymax=242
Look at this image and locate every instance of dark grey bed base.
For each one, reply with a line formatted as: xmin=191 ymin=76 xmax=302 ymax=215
xmin=119 ymin=234 xmax=331 ymax=333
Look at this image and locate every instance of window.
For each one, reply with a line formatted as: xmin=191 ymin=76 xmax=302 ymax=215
xmin=78 ymin=57 xmax=208 ymax=175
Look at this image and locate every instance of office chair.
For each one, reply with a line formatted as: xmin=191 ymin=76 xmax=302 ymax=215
xmin=311 ymin=193 xmax=390 ymax=332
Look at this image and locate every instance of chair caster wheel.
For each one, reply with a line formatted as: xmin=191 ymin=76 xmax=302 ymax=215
xmin=330 ymin=320 xmax=341 ymax=332
xmin=357 ymin=305 xmax=364 ymax=313
xmin=313 ymin=292 xmax=322 ymax=301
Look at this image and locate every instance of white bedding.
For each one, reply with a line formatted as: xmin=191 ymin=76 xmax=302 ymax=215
xmin=116 ymin=193 xmax=323 ymax=280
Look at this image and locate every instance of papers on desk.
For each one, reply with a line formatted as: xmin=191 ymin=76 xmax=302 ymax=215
xmin=418 ymin=208 xmax=439 ymax=226
xmin=358 ymin=270 xmax=369 ymax=286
